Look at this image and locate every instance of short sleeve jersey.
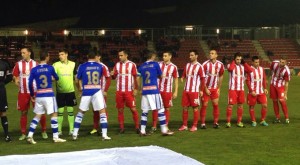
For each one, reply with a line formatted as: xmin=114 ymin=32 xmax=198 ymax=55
xmin=77 ymin=61 xmax=104 ymax=96
xmin=29 ymin=64 xmax=59 ymax=97
xmin=138 ymin=61 xmax=162 ymax=95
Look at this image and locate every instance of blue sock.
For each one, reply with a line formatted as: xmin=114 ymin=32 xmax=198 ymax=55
xmin=51 ymin=117 xmax=59 ymax=139
xmin=28 ymin=117 xmax=40 ymax=137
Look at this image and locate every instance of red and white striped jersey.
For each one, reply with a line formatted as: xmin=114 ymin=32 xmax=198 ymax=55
xmin=202 ymin=60 xmax=224 ymax=89
xmin=182 ymin=62 xmax=205 ymax=92
xmin=270 ymin=61 xmax=290 ymax=87
xmin=246 ymin=66 xmax=266 ymax=94
xmin=12 ymin=59 xmax=37 ymax=93
xmin=113 ymin=60 xmax=137 ymax=92
xmin=158 ymin=62 xmax=179 ymax=93
xmin=227 ymin=61 xmax=253 ymax=91
xmin=99 ymin=62 xmax=110 ymax=91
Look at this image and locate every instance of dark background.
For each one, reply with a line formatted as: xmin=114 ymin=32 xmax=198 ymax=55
xmin=1 ymin=0 xmax=300 ymax=27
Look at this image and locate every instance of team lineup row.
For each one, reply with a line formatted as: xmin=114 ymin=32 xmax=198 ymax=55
xmin=0 ymin=47 xmax=290 ymax=144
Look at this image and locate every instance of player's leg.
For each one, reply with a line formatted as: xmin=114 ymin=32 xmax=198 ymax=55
xmin=190 ymin=92 xmax=200 ymax=132
xmin=73 ymin=96 xmax=90 ymax=140
xmin=226 ymin=90 xmax=237 ymax=128
xmin=247 ymin=94 xmax=257 ymax=126
xmin=56 ymin=93 xmax=65 ymax=134
xmin=45 ymin=97 xmax=66 ymax=142
xmin=18 ymin=93 xmax=30 ymax=140
xmin=277 ymin=87 xmax=289 ymax=123
xmin=66 ymin=92 xmax=76 ymax=134
xmin=147 ymin=94 xmax=173 ymax=135
xmin=91 ymin=110 xmax=99 ymax=134
xmin=200 ymin=91 xmax=210 ymax=129
xmin=236 ymin=91 xmax=245 ymax=127
xmin=140 ymin=95 xmax=150 ymax=135
xmin=279 ymin=98 xmax=289 ymax=123
xmin=179 ymin=92 xmax=189 ymax=131
xmin=151 ymin=110 xmax=158 ymax=132
xmin=0 ymin=88 xmax=11 ymax=142
xmin=116 ymin=92 xmax=125 ymax=133
xmin=27 ymin=97 xmax=45 ymax=144
xmin=160 ymin=92 xmax=172 ymax=127
xmin=126 ymin=92 xmax=139 ymax=132
xmin=27 ymin=114 xmax=42 ymax=144
xmin=0 ymin=112 xmax=11 ymax=142
xmin=270 ymin=85 xmax=280 ymax=122
xmin=258 ymin=94 xmax=268 ymax=126
xmin=93 ymin=91 xmax=110 ymax=140
xmin=211 ymin=98 xmax=220 ymax=128
xmin=200 ymin=102 xmax=208 ymax=129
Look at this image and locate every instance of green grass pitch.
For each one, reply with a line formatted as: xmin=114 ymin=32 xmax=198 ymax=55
xmin=0 ymin=72 xmax=299 ymax=165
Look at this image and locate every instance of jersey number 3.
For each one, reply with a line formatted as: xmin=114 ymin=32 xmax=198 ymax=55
xmin=39 ymin=75 xmax=48 ymax=88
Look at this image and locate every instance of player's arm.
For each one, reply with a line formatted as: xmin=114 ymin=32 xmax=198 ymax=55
xmin=102 ymin=66 xmax=111 ymax=96
xmin=217 ymin=74 xmax=223 ymax=94
xmin=110 ymin=66 xmax=117 ymax=79
xmin=283 ymin=71 xmax=290 ymax=100
xmin=199 ymin=66 xmax=205 ymax=97
xmin=28 ymin=70 xmax=35 ymax=102
xmin=263 ymin=69 xmax=268 ymax=94
xmin=217 ymin=64 xmax=225 ymax=94
xmin=246 ymin=73 xmax=256 ymax=96
xmin=4 ymin=64 xmax=12 ymax=84
xmin=12 ymin=63 xmax=20 ymax=86
xmin=227 ymin=60 xmax=235 ymax=72
xmin=181 ymin=67 xmax=186 ymax=83
xmin=173 ymin=77 xmax=178 ymax=99
xmin=243 ymin=62 xmax=254 ymax=73
xmin=132 ymin=65 xmax=139 ymax=96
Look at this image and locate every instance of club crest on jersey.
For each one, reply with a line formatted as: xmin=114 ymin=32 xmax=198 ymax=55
xmin=25 ymin=70 xmax=30 ymax=76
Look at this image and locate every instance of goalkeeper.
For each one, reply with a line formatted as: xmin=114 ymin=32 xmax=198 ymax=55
xmin=53 ymin=49 xmax=77 ymax=136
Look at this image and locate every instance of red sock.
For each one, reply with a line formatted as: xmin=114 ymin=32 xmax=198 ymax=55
xmin=193 ymin=110 xmax=199 ymax=127
xmin=249 ymin=108 xmax=256 ymax=122
xmin=237 ymin=107 xmax=243 ymax=123
xmin=182 ymin=110 xmax=188 ymax=126
xmin=132 ymin=110 xmax=139 ymax=129
xmin=152 ymin=110 xmax=158 ymax=128
xmin=213 ymin=104 xmax=219 ymax=124
xmin=261 ymin=107 xmax=267 ymax=121
xmin=273 ymin=101 xmax=280 ymax=119
xmin=40 ymin=114 xmax=47 ymax=132
xmin=118 ymin=111 xmax=124 ymax=129
xmin=165 ymin=109 xmax=170 ymax=125
xmin=279 ymin=100 xmax=289 ymax=119
xmin=93 ymin=111 xmax=100 ymax=129
xmin=200 ymin=105 xmax=207 ymax=124
xmin=226 ymin=106 xmax=232 ymax=123
xmin=20 ymin=115 xmax=27 ymax=134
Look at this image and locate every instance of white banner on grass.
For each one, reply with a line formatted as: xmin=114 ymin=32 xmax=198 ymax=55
xmin=0 ymin=145 xmax=203 ymax=165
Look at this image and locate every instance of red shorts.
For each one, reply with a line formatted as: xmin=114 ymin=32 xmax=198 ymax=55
xmin=201 ymin=89 xmax=219 ymax=103
xmin=115 ymin=91 xmax=136 ymax=109
xmin=181 ymin=91 xmax=200 ymax=107
xmin=247 ymin=94 xmax=267 ymax=106
xmin=270 ymin=85 xmax=285 ymax=100
xmin=228 ymin=90 xmax=245 ymax=105
xmin=160 ymin=92 xmax=173 ymax=108
xmin=17 ymin=93 xmax=35 ymax=111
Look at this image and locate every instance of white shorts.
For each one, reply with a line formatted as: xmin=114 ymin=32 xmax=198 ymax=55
xmin=141 ymin=94 xmax=164 ymax=111
xmin=34 ymin=97 xmax=58 ymax=115
xmin=79 ymin=90 xmax=106 ymax=111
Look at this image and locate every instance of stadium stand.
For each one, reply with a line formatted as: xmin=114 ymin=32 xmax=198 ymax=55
xmin=259 ymin=39 xmax=300 ymax=68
